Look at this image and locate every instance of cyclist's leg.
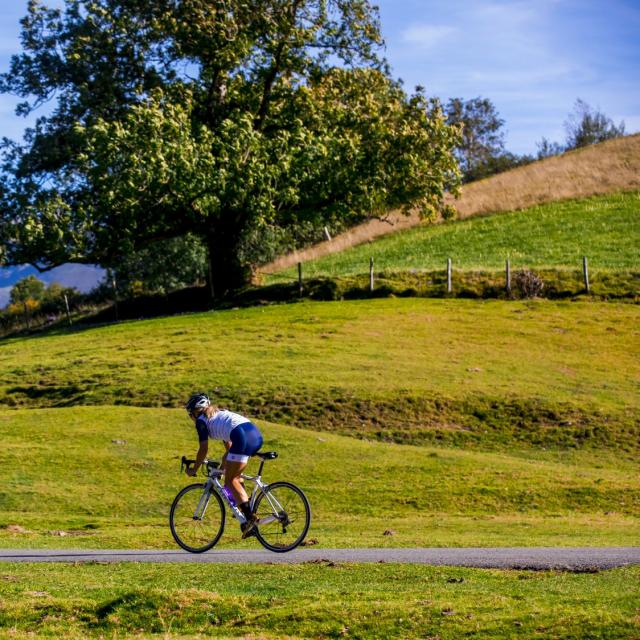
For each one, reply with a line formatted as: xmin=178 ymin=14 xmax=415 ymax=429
xmin=226 ymin=422 xmax=263 ymax=504
xmin=224 ymin=459 xmax=249 ymax=504
xmin=227 ymin=423 xmax=263 ymax=538
xmin=224 ymin=459 xmax=256 ymax=537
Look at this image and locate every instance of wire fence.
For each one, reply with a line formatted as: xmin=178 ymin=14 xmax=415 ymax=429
xmin=267 ymin=255 xmax=639 ymax=301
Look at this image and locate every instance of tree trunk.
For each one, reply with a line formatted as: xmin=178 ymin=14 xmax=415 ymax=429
xmin=205 ymin=221 xmax=251 ymax=300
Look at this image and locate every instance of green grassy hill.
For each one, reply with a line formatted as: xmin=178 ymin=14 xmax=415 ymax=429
xmin=2 ymin=298 xmax=639 ymax=638
xmin=2 ymin=297 xmax=638 ymax=549
xmin=267 ymin=191 xmax=640 ymax=282
xmin=2 ymin=299 xmax=638 ymax=450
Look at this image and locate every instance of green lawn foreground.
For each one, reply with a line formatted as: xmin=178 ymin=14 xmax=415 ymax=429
xmin=0 ymin=562 xmax=638 ymax=639
xmin=1 ymin=407 xmax=638 ymax=550
xmin=267 ymin=191 xmax=640 ymax=281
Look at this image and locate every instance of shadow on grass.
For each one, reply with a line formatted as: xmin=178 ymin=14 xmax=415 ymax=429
xmin=6 ymin=384 xmax=92 ymax=407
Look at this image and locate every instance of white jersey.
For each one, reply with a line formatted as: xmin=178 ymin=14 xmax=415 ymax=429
xmin=196 ymin=410 xmax=250 ymax=442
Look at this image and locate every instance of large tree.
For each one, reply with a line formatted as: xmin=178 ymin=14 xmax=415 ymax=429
xmin=1 ymin=0 xmax=460 ymax=296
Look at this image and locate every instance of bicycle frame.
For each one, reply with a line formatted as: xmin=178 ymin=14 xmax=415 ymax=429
xmin=240 ymin=471 xmax=285 ymax=526
xmin=193 ymin=463 xmax=286 ymax=527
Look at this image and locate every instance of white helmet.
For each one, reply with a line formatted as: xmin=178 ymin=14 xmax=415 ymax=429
xmin=185 ymin=392 xmax=210 ymax=416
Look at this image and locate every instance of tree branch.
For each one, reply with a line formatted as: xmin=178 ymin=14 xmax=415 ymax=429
xmin=253 ymin=0 xmax=303 ymax=131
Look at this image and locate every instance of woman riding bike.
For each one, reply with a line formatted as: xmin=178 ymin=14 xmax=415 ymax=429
xmin=184 ymin=392 xmax=263 ymax=538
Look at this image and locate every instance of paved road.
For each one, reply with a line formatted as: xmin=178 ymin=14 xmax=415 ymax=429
xmin=1 ymin=547 xmax=638 ymax=570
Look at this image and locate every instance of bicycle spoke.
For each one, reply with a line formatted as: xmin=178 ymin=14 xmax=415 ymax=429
xmin=254 ymin=482 xmax=310 ymax=552
xmin=170 ymin=484 xmax=225 ymax=553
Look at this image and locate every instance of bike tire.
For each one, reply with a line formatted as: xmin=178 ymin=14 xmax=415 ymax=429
xmin=169 ymin=483 xmax=225 ymax=553
xmin=253 ymin=481 xmax=311 ymax=553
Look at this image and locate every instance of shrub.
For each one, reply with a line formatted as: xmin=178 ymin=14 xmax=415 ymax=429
xmin=515 ymin=270 xmax=544 ymax=298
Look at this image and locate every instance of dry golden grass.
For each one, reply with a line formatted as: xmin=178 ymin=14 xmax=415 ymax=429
xmin=261 ymin=133 xmax=640 ymax=274
xmin=453 ymin=132 xmax=640 ymax=219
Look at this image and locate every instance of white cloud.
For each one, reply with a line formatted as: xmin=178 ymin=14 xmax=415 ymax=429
xmin=473 ymin=1 xmax=538 ymax=26
xmin=402 ymin=24 xmax=457 ymax=50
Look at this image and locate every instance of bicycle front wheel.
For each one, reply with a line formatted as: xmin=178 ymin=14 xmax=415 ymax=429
xmin=169 ymin=483 xmax=225 ymax=553
xmin=253 ymin=481 xmax=311 ymax=552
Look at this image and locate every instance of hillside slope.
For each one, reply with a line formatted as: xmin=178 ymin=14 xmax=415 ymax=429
xmin=1 ymin=299 xmax=638 ymax=451
xmin=261 ymin=134 xmax=640 ymax=274
xmin=266 ymin=191 xmax=639 ymax=279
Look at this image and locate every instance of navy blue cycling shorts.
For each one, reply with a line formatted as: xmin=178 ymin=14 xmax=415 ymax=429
xmin=227 ymin=422 xmax=263 ymax=463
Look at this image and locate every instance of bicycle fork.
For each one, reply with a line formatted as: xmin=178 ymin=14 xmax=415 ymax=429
xmin=192 ymin=484 xmax=212 ymax=521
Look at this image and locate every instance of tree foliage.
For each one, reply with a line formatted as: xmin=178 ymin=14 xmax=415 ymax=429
xmin=564 ymin=99 xmax=625 ymax=150
xmin=536 ymin=137 xmax=565 ymax=160
xmin=536 ymin=99 xmax=626 ymax=160
xmin=0 ymin=0 xmax=460 ymax=295
xmin=112 ymin=234 xmax=208 ymax=296
xmin=9 ymin=274 xmax=46 ymax=304
xmin=445 ymin=97 xmax=506 ymax=182
xmin=4 ymin=274 xmax=78 ymax=325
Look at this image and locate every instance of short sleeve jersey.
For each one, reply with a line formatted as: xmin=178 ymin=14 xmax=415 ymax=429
xmin=195 ymin=410 xmax=250 ymax=443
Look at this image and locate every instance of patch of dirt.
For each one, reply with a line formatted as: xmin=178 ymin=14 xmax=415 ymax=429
xmin=3 ymin=524 xmax=32 ymax=534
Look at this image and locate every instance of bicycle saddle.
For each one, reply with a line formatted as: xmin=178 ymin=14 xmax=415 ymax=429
xmin=256 ymin=451 xmax=278 ymax=460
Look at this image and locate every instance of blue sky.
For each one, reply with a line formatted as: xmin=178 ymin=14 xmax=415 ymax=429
xmin=375 ymin=0 xmax=640 ymax=152
xmin=1 ymin=0 xmax=639 ymax=306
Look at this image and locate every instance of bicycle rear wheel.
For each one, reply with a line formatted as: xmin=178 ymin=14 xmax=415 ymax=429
xmin=253 ymin=481 xmax=311 ymax=552
xmin=169 ymin=483 xmax=225 ymax=553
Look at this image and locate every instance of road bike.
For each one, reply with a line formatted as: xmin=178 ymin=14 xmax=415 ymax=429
xmin=169 ymin=451 xmax=311 ymax=553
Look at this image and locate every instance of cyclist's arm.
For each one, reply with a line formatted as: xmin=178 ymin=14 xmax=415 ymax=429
xmin=193 ymin=440 xmax=208 ymax=472
xmin=191 ymin=417 xmax=209 ymax=473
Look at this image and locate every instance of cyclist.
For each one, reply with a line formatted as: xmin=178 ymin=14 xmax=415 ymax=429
xmin=184 ymin=392 xmax=263 ymax=538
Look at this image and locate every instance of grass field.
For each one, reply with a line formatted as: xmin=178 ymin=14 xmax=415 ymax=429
xmin=261 ymin=135 xmax=640 ymax=275
xmin=1 ymin=563 xmax=638 ymax=639
xmin=2 ymin=299 xmax=638 ymax=450
xmin=1 ymin=296 xmax=639 ymax=638
xmin=0 ymin=406 xmax=638 ymax=550
xmin=0 ymin=406 xmax=639 ymax=637
xmin=266 ymin=192 xmax=640 ymax=282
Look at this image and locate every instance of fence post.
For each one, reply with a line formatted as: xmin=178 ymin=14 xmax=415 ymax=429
xmin=207 ymin=256 xmax=215 ymax=301
xmin=369 ymin=257 xmax=374 ymax=293
xmin=323 ymin=226 xmax=332 ymax=242
xmin=582 ymin=256 xmax=590 ymax=293
xmin=64 ymin=294 xmax=72 ymax=326
xmin=298 ymin=262 xmax=303 ymax=298
xmin=505 ymin=259 xmax=511 ymax=294
xmin=109 ymin=269 xmax=119 ymax=321
xmin=447 ymin=258 xmax=452 ymax=294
